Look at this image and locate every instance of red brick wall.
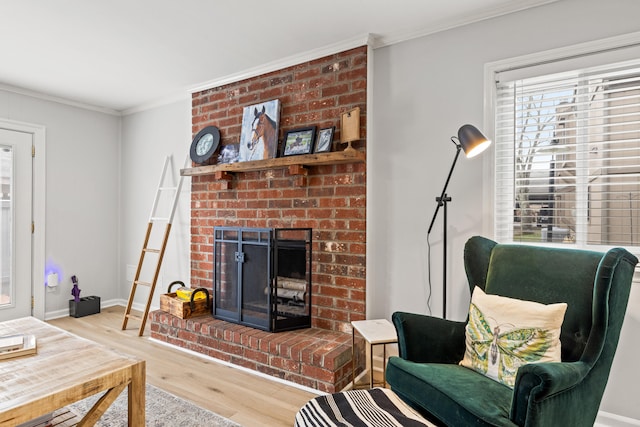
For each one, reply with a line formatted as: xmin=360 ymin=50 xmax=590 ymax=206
xmin=190 ymin=46 xmax=367 ymax=333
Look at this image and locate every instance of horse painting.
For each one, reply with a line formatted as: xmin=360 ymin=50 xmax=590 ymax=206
xmin=249 ymin=106 xmax=278 ymax=159
xmin=239 ymin=100 xmax=280 ymax=162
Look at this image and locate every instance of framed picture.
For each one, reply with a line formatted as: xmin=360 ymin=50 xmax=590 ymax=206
xmin=217 ymin=144 xmax=239 ymax=164
xmin=314 ymin=127 xmax=334 ymax=153
xmin=239 ymin=99 xmax=280 ymax=162
xmin=283 ymin=127 xmax=316 ymax=156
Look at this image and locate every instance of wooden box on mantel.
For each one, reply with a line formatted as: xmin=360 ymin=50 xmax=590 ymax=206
xmin=159 ymin=284 xmax=210 ymax=319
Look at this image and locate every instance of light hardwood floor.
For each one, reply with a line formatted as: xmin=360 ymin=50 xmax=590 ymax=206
xmin=47 ymin=306 xmax=317 ymax=427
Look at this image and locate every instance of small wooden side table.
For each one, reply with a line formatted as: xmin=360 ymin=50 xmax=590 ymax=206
xmin=351 ymin=319 xmax=398 ymax=389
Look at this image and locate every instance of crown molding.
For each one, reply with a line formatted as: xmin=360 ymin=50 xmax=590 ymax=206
xmin=189 ymin=34 xmax=373 ymax=94
xmin=121 ymin=91 xmax=191 ymax=116
xmin=2 ymin=1 xmax=559 ymax=115
xmin=127 ymin=34 xmax=375 ymax=115
xmin=371 ymin=0 xmax=559 ymax=49
xmin=0 ymin=83 xmax=121 ymax=116
xmin=136 ymin=1 xmax=559 ymax=106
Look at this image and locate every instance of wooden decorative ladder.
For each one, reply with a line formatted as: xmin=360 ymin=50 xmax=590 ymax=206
xmin=122 ymin=155 xmax=185 ymax=336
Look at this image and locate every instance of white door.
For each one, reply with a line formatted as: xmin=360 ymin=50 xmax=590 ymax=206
xmin=0 ymin=128 xmax=32 ymax=321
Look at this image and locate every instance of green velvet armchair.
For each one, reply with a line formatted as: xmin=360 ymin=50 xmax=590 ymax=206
xmin=386 ymin=236 xmax=638 ymax=426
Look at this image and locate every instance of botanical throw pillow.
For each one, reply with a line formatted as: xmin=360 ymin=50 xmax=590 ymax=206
xmin=459 ymin=286 xmax=567 ymax=388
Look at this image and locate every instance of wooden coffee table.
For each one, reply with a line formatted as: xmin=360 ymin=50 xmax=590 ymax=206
xmin=0 ymin=317 xmax=145 ymax=426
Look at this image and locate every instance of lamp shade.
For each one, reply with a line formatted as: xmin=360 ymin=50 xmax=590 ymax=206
xmin=458 ymin=124 xmax=491 ymax=158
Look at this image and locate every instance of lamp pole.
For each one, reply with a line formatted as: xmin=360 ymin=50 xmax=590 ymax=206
xmin=428 ymin=141 xmax=463 ymax=320
xmin=427 ymin=124 xmax=490 ymax=320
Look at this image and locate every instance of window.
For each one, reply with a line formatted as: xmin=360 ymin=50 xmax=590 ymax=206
xmin=494 ymin=59 xmax=640 ymax=248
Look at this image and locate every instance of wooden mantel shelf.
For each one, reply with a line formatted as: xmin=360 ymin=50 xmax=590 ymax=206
xmin=180 ymin=149 xmax=366 ymax=177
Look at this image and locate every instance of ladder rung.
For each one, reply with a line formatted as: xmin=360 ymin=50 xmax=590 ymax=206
xmin=134 ymin=281 xmax=153 ymax=287
xmin=150 ymin=217 xmax=170 ymax=222
xmin=126 ymin=314 xmax=143 ymax=321
xmin=143 ymin=248 xmax=161 ymax=254
xmin=158 ymin=187 xmax=178 ymax=191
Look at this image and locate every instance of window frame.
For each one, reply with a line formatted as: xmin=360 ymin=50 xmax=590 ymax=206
xmin=483 ymin=31 xmax=640 ymax=257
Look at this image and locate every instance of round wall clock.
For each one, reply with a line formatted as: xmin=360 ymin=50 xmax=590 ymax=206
xmin=190 ymin=126 xmax=220 ymax=164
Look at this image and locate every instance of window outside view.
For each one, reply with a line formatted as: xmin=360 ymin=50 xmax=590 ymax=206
xmin=495 ymin=62 xmax=640 ymax=247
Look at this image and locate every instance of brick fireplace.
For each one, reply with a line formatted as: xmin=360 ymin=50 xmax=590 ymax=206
xmin=150 ymin=46 xmax=367 ymax=392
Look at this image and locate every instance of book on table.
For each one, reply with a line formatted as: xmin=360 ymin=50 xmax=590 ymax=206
xmin=0 ymin=334 xmax=24 ymax=352
xmin=0 ymin=334 xmax=36 ymax=360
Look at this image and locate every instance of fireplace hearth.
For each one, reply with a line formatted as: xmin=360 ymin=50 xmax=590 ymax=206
xmin=213 ymin=227 xmax=312 ymax=332
xmin=153 ymin=46 xmax=366 ymax=392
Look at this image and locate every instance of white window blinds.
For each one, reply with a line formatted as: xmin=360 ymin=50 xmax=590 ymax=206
xmin=494 ymin=60 xmax=640 ymax=247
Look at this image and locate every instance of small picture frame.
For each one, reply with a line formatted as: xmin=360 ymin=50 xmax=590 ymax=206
xmin=283 ymin=127 xmax=316 ymax=156
xmin=217 ymin=143 xmax=240 ymax=164
xmin=314 ymin=127 xmax=334 ymax=153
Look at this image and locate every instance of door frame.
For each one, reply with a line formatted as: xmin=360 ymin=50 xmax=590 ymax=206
xmin=0 ymin=119 xmax=45 ymax=319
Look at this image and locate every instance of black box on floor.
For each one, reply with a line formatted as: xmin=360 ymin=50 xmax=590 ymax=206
xmin=69 ymin=296 xmax=101 ymax=318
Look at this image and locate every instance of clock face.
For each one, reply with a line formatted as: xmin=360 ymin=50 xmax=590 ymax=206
xmin=190 ymin=126 xmax=220 ymax=165
xmin=196 ymin=133 xmax=214 ymax=156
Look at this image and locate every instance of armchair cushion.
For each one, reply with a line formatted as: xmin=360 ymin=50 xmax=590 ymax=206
xmin=387 ymin=357 xmax=515 ymax=426
xmin=460 ymin=286 xmax=567 ymax=388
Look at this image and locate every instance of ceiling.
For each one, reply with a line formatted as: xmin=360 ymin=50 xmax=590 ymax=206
xmin=0 ymin=0 xmax=556 ymax=113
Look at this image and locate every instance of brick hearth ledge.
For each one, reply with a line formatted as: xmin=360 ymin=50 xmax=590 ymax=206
xmin=150 ymin=310 xmax=353 ymax=393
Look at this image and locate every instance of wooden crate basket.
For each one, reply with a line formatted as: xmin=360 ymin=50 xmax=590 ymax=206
xmin=159 ymin=281 xmax=211 ymax=319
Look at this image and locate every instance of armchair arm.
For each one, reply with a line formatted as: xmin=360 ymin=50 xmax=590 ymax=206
xmin=511 ymin=361 xmax=590 ymax=426
xmin=392 ymin=311 xmax=466 ymax=364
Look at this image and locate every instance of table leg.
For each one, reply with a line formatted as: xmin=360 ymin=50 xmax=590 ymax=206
xmin=128 ymin=360 xmax=146 ymax=426
xmin=352 ymin=328 xmax=355 ymax=388
xmin=383 ymin=344 xmax=387 ymax=387
xmin=369 ymin=343 xmax=374 ymax=388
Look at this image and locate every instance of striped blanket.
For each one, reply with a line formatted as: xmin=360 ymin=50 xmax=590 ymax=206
xmin=294 ymin=388 xmax=436 ymax=427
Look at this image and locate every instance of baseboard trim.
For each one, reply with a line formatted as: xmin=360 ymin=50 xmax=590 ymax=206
xmin=596 ymin=411 xmax=640 ymax=427
xmin=44 ymin=299 xmax=136 ymax=320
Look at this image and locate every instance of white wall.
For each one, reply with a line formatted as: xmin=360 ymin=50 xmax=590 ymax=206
xmin=0 ymin=89 xmax=120 ymax=314
xmin=119 ymin=99 xmax=191 ymax=312
xmin=370 ymin=0 xmax=640 ymax=421
xmin=0 ymin=88 xmax=190 ymax=319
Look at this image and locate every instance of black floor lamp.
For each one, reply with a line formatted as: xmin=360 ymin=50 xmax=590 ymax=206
xmin=427 ymin=124 xmax=491 ymax=319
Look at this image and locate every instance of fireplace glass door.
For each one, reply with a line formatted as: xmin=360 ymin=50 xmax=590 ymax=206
xmin=213 ymin=227 xmax=272 ymax=330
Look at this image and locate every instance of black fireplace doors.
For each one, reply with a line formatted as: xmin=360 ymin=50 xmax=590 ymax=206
xmin=213 ymin=227 xmax=312 ymax=332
